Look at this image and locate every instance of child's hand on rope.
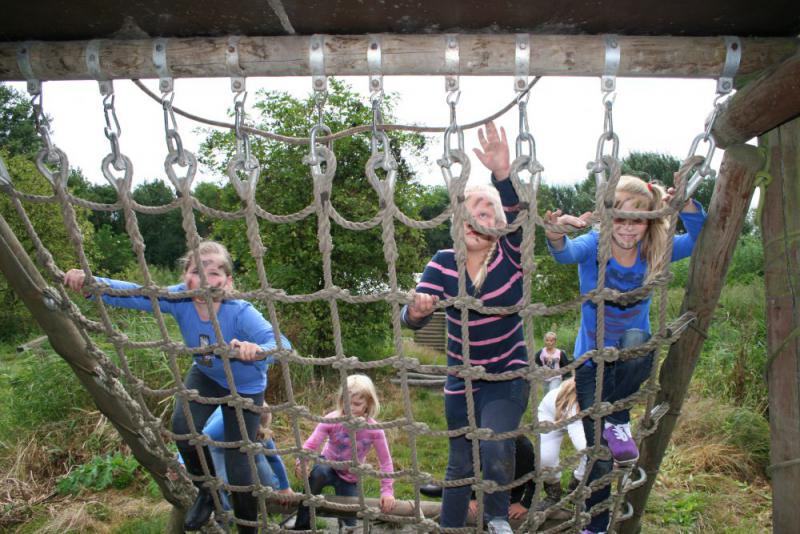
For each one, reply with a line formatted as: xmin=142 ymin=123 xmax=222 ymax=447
xmin=295 ymin=458 xmax=308 ymax=480
xmin=544 ymin=209 xmax=593 ymax=248
xmin=63 ymin=269 xmax=87 ymax=292
xmin=230 ymin=339 xmax=260 ymax=361
xmin=663 ymin=186 xmax=698 ymax=213
xmin=508 ymin=502 xmax=528 ymax=519
xmin=275 ymin=487 xmax=294 ymax=506
xmin=408 ymin=292 xmax=438 ymax=323
xmin=473 ymin=120 xmax=510 ymax=180
xmin=380 ymin=494 xmax=396 ymax=513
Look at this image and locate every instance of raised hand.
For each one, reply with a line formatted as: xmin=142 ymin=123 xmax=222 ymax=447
xmin=407 ymin=292 xmax=439 ymax=323
xmin=473 ymin=121 xmax=510 ymax=180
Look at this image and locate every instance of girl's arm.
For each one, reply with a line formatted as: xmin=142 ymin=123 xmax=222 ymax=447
xmin=566 ymin=409 xmax=588 ymax=452
xmin=263 ymin=438 xmax=291 ymax=490
xmin=64 ymin=270 xmax=177 ymax=313
xmin=235 ymin=303 xmax=292 ymax=363
xmin=401 ymin=252 xmax=445 ymax=329
xmin=671 ymin=199 xmax=708 ymax=261
xmin=371 ymin=429 xmax=395 ymax=497
xmin=295 ymin=421 xmax=330 ymax=478
xmin=546 ymin=228 xmax=598 ymax=265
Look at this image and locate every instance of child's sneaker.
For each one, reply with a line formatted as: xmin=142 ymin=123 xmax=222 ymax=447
xmin=487 ymin=518 xmax=513 ymax=534
xmin=602 ymin=423 xmax=639 ymax=465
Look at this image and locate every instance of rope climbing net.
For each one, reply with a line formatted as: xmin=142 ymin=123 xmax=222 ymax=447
xmin=0 ymin=35 xmax=738 ymax=533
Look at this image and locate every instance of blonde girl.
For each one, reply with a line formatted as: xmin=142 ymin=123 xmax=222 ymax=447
xmin=293 ymin=374 xmax=395 ymax=530
xmin=545 ymin=175 xmax=706 ymax=534
xmin=64 ymin=240 xmax=290 ymax=533
xmin=402 ymin=120 xmax=529 ymax=534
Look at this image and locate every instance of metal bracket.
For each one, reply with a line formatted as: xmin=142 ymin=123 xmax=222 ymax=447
xmin=226 ymin=36 xmax=245 ymax=93
xmin=444 ymin=34 xmax=459 ymax=92
xmin=514 ymin=34 xmax=530 ymax=92
xmin=717 ymin=36 xmax=741 ymax=94
xmin=153 ymin=38 xmax=173 ymax=93
xmin=367 ymin=35 xmax=383 ymax=94
xmin=601 ymin=35 xmax=620 ymax=93
xmin=309 ymin=34 xmax=326 ymax=92
xmin=86 ymin=40 xmax=113 ymax=96
xmin=16 ymin=42 xmax=40 ymax=95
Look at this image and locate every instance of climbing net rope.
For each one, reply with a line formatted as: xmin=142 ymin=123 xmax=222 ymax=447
xmin=0 ymin=36 xmax=736 ymax=534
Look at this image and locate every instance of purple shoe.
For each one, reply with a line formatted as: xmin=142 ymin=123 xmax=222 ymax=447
xmin=602 ymin=424 xmax=639 ymax=465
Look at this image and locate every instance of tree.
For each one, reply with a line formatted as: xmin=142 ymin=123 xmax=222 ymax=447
xmin=132 ymin=180 xmax=186 ymax=269
xmin=417 ymin=184 xmax=451 ymax=258
xmin=197 ymin=79 xmax=428 ymax=361
xmin=0 ymin=84 xmax=41 ymax=159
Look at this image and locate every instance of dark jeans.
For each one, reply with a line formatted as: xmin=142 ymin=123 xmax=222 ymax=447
xmin=440 ymin=377 xmax=530 ymax=527
xmin=295 ymin=463 xmax=359 ymax=529
xmin=574 ymin=328 xmax=653 ymax=533
xmin=172 ymin=365 xmax=264 ymax=526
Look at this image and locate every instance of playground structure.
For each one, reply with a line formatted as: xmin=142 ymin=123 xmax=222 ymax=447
xmin=0 ymin=3 xmax=799 ymax=533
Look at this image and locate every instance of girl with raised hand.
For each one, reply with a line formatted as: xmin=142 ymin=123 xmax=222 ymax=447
xmin=544 ymin=175 xmax=706 ymax=534
xmin=402 ymin=120 xmax=529 ymax=534
xmin=64 ymin=240 xmax=290 ymax=533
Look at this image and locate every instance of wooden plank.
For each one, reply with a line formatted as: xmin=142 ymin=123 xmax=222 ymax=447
xmin=712 ymin=50 xmax=800 ymax=148
xmin=761 ymin=118 xmax=800 ymax=532
xmin=621 ymin=144 xmax=764 ymax=533
xmin=0 ymin=35 xmax=796 ymax=82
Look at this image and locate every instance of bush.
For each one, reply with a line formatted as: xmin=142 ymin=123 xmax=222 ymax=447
xmin=56 ymin=452 xmax=142 ymax=495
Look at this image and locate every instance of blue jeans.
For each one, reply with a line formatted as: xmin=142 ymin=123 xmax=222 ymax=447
xmin=575 ymin=328 xmax=653 ymax=532
xmin=172 ymin=366 xmax=264 ymax=525
xmin=210 ymin=444 xmax=279 ymax=510
xmin=295 ymin=463 xmax=359 ymax=529
xmin=440 ymin=377 xmax=530 ymax=527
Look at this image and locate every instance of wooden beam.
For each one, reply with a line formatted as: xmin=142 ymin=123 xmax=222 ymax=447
xmin=712 ymin=50 xmax=800 ymax=148
xmin=620 ymin=144 xmax=764 ymax=534
xmin=0 ymin=212 xmax=195 ymax=514
xmin=0 ymin=35 xmax=796 ymax=82
xmin=761 ymin=118 xmax=800 ymax=533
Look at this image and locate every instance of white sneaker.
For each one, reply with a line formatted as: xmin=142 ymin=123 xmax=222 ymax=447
xmin=487 ymin=518 xmax=513 ymax=534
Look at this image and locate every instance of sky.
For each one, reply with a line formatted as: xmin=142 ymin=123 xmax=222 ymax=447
xmin=8 ymin=75 xmax=725 ymax=190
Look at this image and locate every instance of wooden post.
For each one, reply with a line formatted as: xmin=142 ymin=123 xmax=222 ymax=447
xmin=0 ymin=35 xmax=796 ymax=81
xmin=712 ymin=50 xmax=800 ymax=149
xmin=621 ymin=144 xmax=764 ymax=534
xmin=0 ymin=212 xmax=194 ymax=516
xmin=761 ymin=117 xmax=800 ymax=533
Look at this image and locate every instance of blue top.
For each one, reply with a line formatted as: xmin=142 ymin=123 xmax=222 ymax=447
xmin=403 ymin=178 xmax=527 ymax=394
xmin=93 ymin=277 xmax=290 ymax=394
xmin=203 ymin=408 xmax=290 ymax=490
xmin=547 ymin=201 xmax=706 ymax=362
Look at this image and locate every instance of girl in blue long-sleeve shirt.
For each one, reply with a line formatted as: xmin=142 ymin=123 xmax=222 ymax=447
xmin=545 ymin=175 xmax=706 ymax=534
xmin=65 ymin=240 xmax=290 ymax=533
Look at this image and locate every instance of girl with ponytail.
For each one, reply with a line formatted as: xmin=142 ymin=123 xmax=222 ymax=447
xmin=401 ymin=121 xmax=528 ymax=534
xmin=544 ymin=174 xmax=706 ymax=534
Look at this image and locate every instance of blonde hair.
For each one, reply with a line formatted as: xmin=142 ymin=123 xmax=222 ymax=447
xmin=544 ymin=331 xmax=557 ymax=341
xmin=555 ymin=378 xmax=579 ymax=423
xmin=463 ymin=184 xmax=507 ymax=292
xmin=177 ymin=240 xmax=234 ymax=276
xmin=614 ymin=175 xmax=670 ymax=284
xmin=337 ymin=374 xmax=380 ymax=419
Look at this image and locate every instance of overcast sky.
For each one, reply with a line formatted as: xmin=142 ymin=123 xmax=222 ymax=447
xmin=8 ymin=75 xmax=725 ymax=190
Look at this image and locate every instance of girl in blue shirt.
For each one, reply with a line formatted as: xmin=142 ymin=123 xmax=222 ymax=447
xmin=65 ymin=240 xmax=290 ymax=533
xmin=545 ymin=176 xmax=706 ymax=534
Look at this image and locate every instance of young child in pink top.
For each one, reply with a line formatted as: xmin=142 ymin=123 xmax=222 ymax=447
xmin=293 ymin=374 xmax=395 ymax=530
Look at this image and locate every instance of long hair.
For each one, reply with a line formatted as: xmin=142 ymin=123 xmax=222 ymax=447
xmin=614 ymin=175 xmax=670 ymax=284
xmin=555 ymin=378 xmax=579 ymax=423
xmin=463 ymin=183 xmax=507 ymax=292
xmin=337 ymin=374 xmax=381 ymax=419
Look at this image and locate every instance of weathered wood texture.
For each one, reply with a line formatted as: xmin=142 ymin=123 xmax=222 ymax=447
xmin=712 ymin=50 xmax=800 ymax=148
xmin=620 ymin=144 xmax=764 ymax=534
xmin=0 ymin=35 xmax=796 ymax=82
xmin=761 ymin=117 xmax=800 ymax=533
xmin=0 ymin=212 xmax=194 ymax=514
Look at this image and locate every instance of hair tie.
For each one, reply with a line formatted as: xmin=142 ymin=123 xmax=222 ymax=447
xmin=647 ymin=183 xmax=653 ymax=193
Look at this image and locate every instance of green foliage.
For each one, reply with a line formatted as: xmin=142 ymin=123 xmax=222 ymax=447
xmin=725 ymin=234 xmax=763 ymax=284
xmin=0 ymin=350 xmax=92 ymax=433
xmin=196 ymin=78 xmax=429 ymax=360
xmin=0 ymin=84 xmax=41 ymax=159
xmin=132 ymin=180 xmax=187 ymax=268
xmin=722 ymin=408 xmax=771 ymax=473
xmin=416 ymin=184 xmax=451 ymax=258
xmin=56 ymin=452 xmax=142 ymax=495
xmin=649 ymin=490 xmax=708 ymax=528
